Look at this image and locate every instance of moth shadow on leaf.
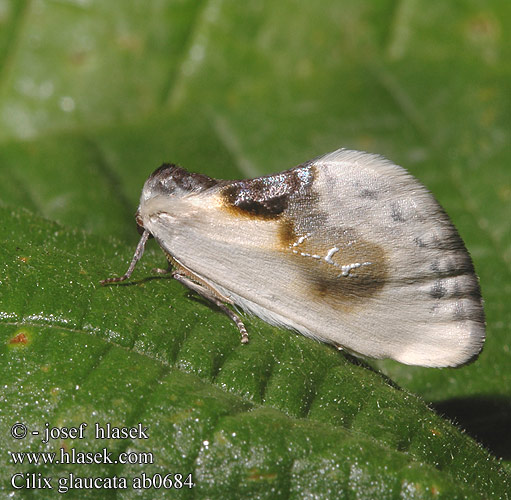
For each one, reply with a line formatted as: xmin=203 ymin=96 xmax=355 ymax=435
xmin=432 ymin=396 xmax=511 ymax=460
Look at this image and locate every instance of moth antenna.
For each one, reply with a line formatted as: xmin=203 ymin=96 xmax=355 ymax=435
xmin=100 ymin=230 xmax=150 ymax=285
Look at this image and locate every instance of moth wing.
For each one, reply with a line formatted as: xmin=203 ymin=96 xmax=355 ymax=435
xmin=145 ymin=149 xmax=485 ymax=367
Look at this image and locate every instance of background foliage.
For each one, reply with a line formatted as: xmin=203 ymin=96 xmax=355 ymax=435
xmin=0 ymin=1 xmax=510 ymax=498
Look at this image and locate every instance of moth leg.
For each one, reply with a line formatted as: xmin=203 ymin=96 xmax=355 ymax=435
xmin=172 ymin=271 xmax=249 ymax=344
xmin=100 ymin=230 xmax=150 ymax=285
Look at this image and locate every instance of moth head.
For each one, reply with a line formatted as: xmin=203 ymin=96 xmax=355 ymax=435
xmin=138 ymin=164 xmax=220 ymax=233
xmin=141 ymin=164 xmax=218 ymax=202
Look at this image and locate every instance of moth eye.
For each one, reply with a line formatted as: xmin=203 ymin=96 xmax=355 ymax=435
xmin=135 ymin=210 xmax=151 ymax=237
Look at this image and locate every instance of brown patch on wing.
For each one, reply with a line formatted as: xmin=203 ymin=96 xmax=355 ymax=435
xmin=282 ymin=226 xmax=388 ymax=311
xmin=220 ymin=165 xmax=316 ymax=220
xmin=278 ymin=218 xmax=297 ymax=248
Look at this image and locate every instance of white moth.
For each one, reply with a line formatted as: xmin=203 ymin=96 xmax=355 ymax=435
xmin=101 ymin=149 xmax=485 ymax=367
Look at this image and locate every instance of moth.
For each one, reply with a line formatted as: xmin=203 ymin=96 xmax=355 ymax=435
xmin=101 ymin=149 xmax=485 ymax=367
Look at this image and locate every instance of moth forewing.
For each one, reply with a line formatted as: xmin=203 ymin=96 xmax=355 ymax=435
xmin=102 ymin=149 xmax=485 ymax=368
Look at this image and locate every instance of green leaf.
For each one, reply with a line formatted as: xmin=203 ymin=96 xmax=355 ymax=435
xmin=1 ymin=1 xmax=510 ymax=498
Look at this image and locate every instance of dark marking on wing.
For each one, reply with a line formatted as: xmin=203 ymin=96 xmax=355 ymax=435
xmin=390 ymin=201 xmax=406 ymax=222
xmin=415 ymin=218 xmax=473 ymax=252
xmin=360 ymin=189 xmax=378 ymax=200
xmin=222 ymin=184 xmax=289 ymax=217
xmin=221 ymin=164 xmax=316 ymax=220
xmin=430 ymin=254 xmax=474 ymax=277
xmin=414 ymin=237 xmax=426 ymax=248
xmin=430 ymin=279 xmax=447 ymax=299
